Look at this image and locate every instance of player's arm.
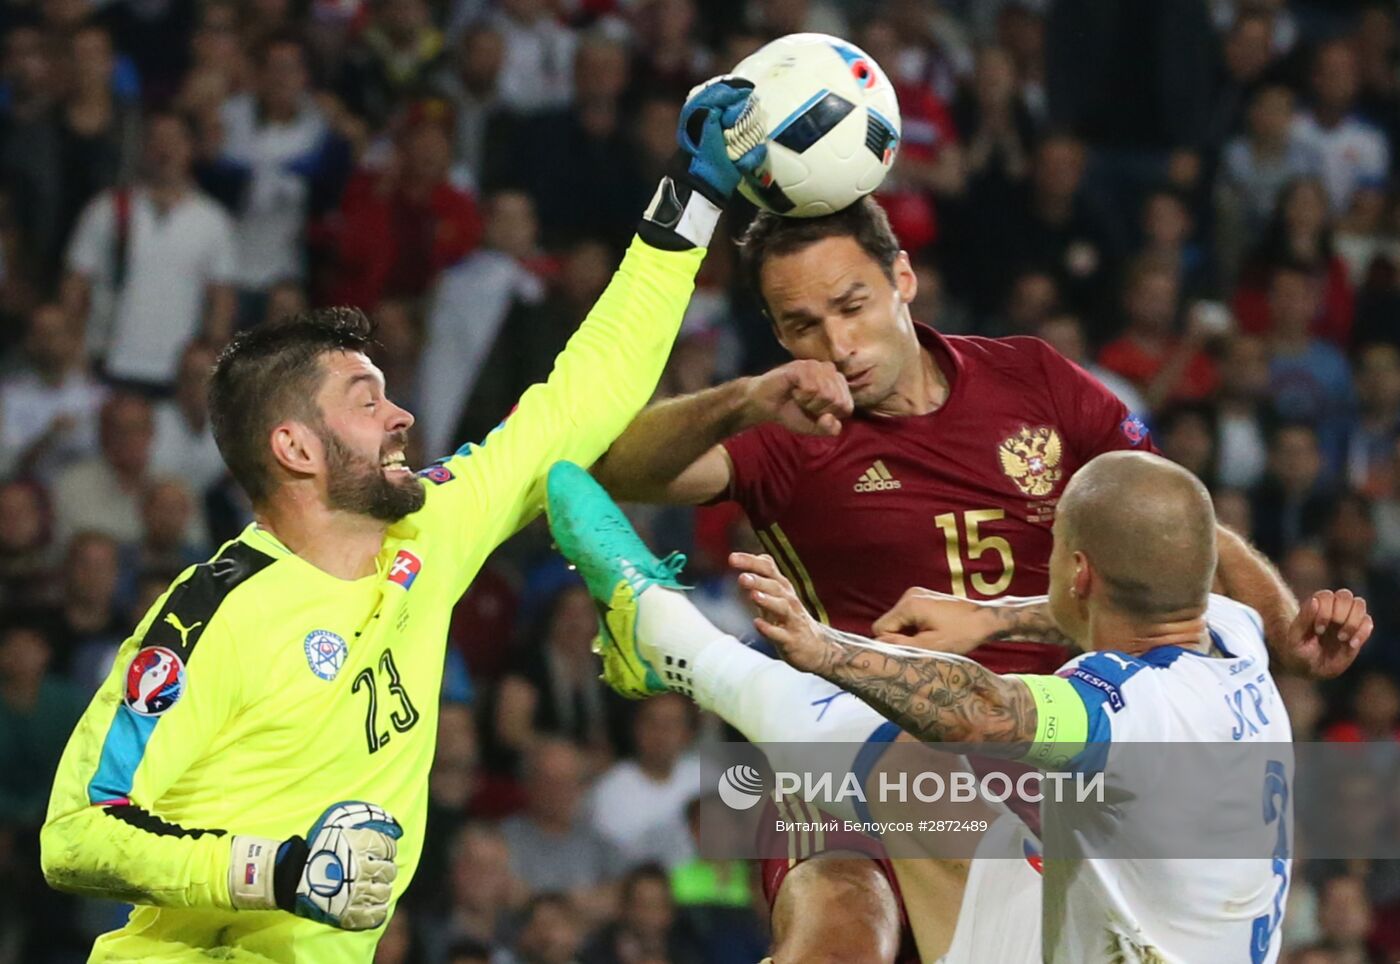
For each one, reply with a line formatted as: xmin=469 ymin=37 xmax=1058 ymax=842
xmin=1215 ymin=527 xmax=1372 ymax=678
xmin=422 ymin=79 xmax=765 ymax=550
xmin=42 ymin=603 xmax=399 ymax=929
xmin=591 ymin=359 xmax=852 ymax=504
xmin=733 ymin=551 xmax=1038 ymax=750
xmin=871 ymin=590 xmax=1202 ymax=656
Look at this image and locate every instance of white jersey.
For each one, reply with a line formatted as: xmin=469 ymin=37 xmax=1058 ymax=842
xmin=1040 ymin=595 xmax=1294 ymax=964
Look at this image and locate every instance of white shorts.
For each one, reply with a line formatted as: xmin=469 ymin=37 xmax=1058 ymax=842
xmin=938 ymin=814 xmax=1042 ymax=964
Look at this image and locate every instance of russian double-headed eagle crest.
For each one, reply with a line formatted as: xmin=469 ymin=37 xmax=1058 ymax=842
xmin=999 ymin=426 xmax=1063 ymax=497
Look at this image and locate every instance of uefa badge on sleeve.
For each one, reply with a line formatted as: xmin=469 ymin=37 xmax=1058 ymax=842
xmin=304 ymin=630 xmax=348 ymax=681
xmin=124 ymin=646 xmax=186 ymax=715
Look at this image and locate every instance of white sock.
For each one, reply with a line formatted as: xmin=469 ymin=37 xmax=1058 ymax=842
xmin=636 ymin=586 xmax=888 ymax=742
xmin=636 ymin=587 xmax=890 ymax=820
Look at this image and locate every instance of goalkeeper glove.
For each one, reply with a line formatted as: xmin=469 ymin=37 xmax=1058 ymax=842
xmin=641 ymin=75 xmax=767 ymax=251
xmin=229 ymin=801 xmax=402 ymax=931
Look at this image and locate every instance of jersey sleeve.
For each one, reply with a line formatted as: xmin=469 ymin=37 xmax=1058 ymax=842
xmin=1205 ymin=593 xmax=1269 ymax=664
xmin=41 ymin=575 xmax=251 ymax=910
xmin=1025 ymin=337 xmax=1160 ymax=461
xmin=720 ymin=422 xmax=802 ymax=521
xmin=1014 ymin=650 xmax=1152 ymax=773
xmin=411 ymin=236 xmax=702 ymax=593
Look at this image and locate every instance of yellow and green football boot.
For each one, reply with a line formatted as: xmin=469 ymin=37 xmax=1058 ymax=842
xmin=545 ymin=461 xmax=687 ymax=699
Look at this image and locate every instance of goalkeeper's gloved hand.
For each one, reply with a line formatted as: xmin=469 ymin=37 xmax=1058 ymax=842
xmin=641 ymin=75 xmax=767 ymax=251
xmin=675 ymin=75 xmax=767 ymax=203
xmin=229 ymin=801 xmax=402 ymax=931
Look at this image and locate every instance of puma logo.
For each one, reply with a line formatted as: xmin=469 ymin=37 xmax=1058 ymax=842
xmin=164 ymin=613 xmax=203 ymax=648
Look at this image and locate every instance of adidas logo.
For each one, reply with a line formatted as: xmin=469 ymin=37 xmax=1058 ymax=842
xmin=854 ymin=460 xmax=902 ymax=493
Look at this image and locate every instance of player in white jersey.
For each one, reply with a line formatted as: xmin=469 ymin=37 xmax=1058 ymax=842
xmin=543 ymin=450 xmax=1373 ymax=963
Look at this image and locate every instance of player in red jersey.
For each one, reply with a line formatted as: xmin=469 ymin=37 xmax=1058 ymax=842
xmin=592 ymin=199 xmax=1329 ymax=962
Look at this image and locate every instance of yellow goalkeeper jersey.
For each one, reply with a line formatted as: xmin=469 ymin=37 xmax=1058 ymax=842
xmin=41 ymin=236 xmax=703 ymax=963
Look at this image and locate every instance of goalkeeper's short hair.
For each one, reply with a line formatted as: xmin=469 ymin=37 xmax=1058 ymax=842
xmin=737 ymin=196 xmax=900 ymax=316
xmin=209 ymin=307 xmax=375 ymax=505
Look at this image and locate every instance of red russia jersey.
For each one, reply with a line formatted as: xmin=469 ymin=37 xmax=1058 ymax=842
xmin=723 ymin=326 xmax=1157 ymax=676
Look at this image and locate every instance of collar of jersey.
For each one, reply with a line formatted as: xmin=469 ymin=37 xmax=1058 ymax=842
xmin=241 ymin=523 xmax=381 ymax=586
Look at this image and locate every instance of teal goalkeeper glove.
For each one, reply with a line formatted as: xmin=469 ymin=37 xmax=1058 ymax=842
xmin=641 ymin=75 xmax=767 ymax=251
xmin=229 ymin=801 xmax=402 ymax=930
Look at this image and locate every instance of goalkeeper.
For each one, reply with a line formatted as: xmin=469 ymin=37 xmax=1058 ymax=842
xmin=40 ymin=77 xmax=763 ymax=964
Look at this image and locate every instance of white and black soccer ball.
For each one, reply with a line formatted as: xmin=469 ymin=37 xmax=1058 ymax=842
xmin=731 ymin=33 xmax=902 ymax=218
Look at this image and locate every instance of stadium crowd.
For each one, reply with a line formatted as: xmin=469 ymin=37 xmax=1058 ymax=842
xmin=0 ymin=0 xmax=1399 ymax=960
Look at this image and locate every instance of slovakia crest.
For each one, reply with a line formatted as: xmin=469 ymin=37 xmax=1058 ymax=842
xmin=388 ymin=550 xmax=421 ymax=589
xmin=124 ymin=646 xmax=186 ymax=716
xmin=304 ymin=630 xmax=348 ymax=681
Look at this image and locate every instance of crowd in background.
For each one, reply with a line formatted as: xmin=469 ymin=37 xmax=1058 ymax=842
xmin=1 ymin=0 xmax=1399 ymax=961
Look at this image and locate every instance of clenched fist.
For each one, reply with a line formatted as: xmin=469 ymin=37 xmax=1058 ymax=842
xmin=742 ymin=360 xmax=854 ymax=437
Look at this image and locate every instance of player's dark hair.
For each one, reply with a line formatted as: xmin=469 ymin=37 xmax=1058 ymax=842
xmin=209 ymin=308 xmax=375 ymax=505
xmin=737 ymin=196 xmax=900 ymax=315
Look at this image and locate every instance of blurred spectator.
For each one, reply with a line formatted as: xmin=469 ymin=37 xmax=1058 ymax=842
xmin=751 ymin=0 xmax=851 ymax=44
xmin=490 ymin=32 xmax=645 ymax=248
xmin=1275 ymin=674 xmax=1324 ymax=741
xmin=580 ymin=863 xmax=704 ymax=964
xmin=1333 ymin=186 xmax=1393 ymax=289
xmin=1263 ymin=263 xmax=1354 ymax=470
xmin=1138 ymin=186 xmax=1211 ymax=299
xmin=628 ymin=0 xmax=711 ymax=105
xmin=326 ymin=106 xmax=482 ymax=309
xmin=62 ymin=111 xmax=237 ymax=391
xmin=1214 ymin=334 xmax=1272 ymax=491
xmin=491 ymin=584 xmax=620 ymax=771
xmin=1155 ymin=403 xmax=1218 ymax=487
xmin=1345 ymin=343 xmax=1400 ymax=495
xmin=149 ymin=341 xmax=225 ymax=498
xmin=1204 ymin=9 xmax=1282 ymax=153
xmin=372 ymin=909 xmax=417 ymax=964
xmin=1097 ymin=256 xmax=1219 ymax=411
xmin=176 ymin=1 xmax=251 ymax=128
xmin=981 ymin=132 xmax=1117 ymax=326
xmin=987 ymin=267 xmax=1059 ymax=338
xmin=446 ymin=937 xmax=493 ymax=964
xmin=861 ymin=18 xmax=964 ymax=259
xmin=200 ymin=34 xmax=349 ymax=316
xmin=954 ymin=44 xmax=1035 ymax=191
xmin=442 ymin=24 xmax=509 ymax=186
xmin=420 ymin=189 xmax=546 ymax=459
xmin=1036 ymin=313 xmax=1146 ymax=414
xmin=0 ymin=620 xmax=83 ymax=828
xmin=1323 ymin=671 xmax=1400 ymax=743
xmin=51 ymin=392 xmax=153 ymax=547
xmin=1218 ymin=84 xmax=1321 ymax=274
xmin=502 ymin=892 xmax=585 ymax=964
xmin=1296 ymin=39 xmax=1389 ymax=217
xmin=339 ymin=0 xmax=453 ymax=130
xmin=0 ymin=302 xmax=105 ymax=479
xmin=488 ymin=0 xmax=576 ymax=117
xmin=1250 ymin=423 xmax=1332 ymax=560
xmin=500 ymin=740 xmax=623 ymax=924
xmin=114 ymin=478 xmax=206 ymax=612
xmin=54 ymin=25 xmax=141 ymax=244
xmin=47 ymin=529 xmax=126 ymax=686
xmin=450 ymin=238 xmax=610 ymax=448
xmin=423 ymin=821 xmax=526 ymax=958
xmin=1313 ymin=874 xmax=1376 ymax=964
xmin=588 ymin=694 xmax=700 ymax=871
xmin=0 ymin=479 xmax=55 ymax=607
xmin=1233 ymin=178 xmax=1354 ymax=347
xmin=1322 ymin=494 xmax=1400 ymax=667
xmin=0 ymin=24 xmax=64 ymax=290
xmin=1213 ymin=487 xmax=1253 ymax=538
xmin=1281 ymin=544 xmax=1332 ymax=602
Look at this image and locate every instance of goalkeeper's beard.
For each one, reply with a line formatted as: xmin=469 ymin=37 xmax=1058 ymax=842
xmin=319 ymin=426 xmax=425 ymax=522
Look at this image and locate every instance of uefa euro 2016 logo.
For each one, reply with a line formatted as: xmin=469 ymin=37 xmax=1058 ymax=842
xmin=304 ymin=630 xmax=349 ymax=682
xmin=124 ymin=646 xmax=185 ymax=716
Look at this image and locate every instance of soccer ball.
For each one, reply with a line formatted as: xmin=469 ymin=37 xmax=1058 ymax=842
xmin=730 ymin=33 xmax=901 ymax=218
